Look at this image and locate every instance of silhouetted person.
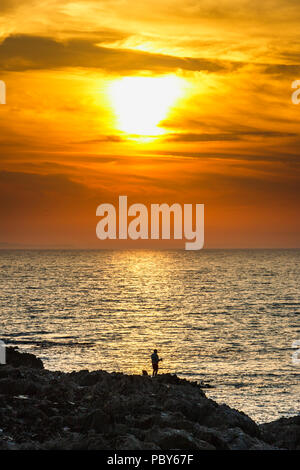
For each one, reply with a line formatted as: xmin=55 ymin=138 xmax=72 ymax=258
xmin=151 ymin=349 xmax=162 ymax=376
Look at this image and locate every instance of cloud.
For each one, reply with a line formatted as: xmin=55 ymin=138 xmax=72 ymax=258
xmin=0 ymin=0 xmax=24 ymax=13
xmin=0 ymin=34 xmax=240 ymax=73
xmin=164 ymin=130 xmax=298 ymax=142
xmin=0 ymin=170 xmax=90 ymax=200
xmin=263 ymin=63 xmax=300 ymax=76
xmin=64 ymin=28 xmax=130 ymax=44
xmin=77 ymin=135 xmax=125 ymax=143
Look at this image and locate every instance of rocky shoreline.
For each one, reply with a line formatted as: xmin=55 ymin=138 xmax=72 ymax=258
xmin=0 ymin=347 xmax=299 ymax=450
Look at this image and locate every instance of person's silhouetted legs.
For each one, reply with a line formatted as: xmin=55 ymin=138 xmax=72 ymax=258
xmin=151 ymin=349 xmax=162 ymax=376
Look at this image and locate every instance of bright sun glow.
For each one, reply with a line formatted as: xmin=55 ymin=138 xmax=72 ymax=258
xmin=108 ymin=76 xmax=183 ymax=137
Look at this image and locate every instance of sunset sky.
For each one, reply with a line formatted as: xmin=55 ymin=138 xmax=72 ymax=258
xmin=0 ymin=0 xmax=300 ymax=248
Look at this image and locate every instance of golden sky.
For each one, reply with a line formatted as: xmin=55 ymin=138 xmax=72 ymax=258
xmin=0 ymin=0 xmax=300 ymax=248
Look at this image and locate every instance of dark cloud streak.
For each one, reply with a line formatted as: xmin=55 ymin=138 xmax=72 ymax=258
xmin=0 ymin=34 xmax=240 ymax=73
xmin=164 ymin=130 xmax=298 ymax=142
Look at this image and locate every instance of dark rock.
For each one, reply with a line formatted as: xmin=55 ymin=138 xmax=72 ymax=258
xmin=82 ymin=409 xmax=114 ymax=433
xmin=79 ymin=371 xmax=104 ymax=386
xmin=202 ymin=403 xmax=260 ymax=438
xmin=116 ymin=434 xmax=160 ymax=450
xmin=0 ymin=348 xmax=293 ymax=450
xmin=6 ymin=347 xmax=44 ymax=369
xmin=259 ymin=415 xmax=300 ymax=450
xmin=0 ymin=378 xmax=27 ymax=395
xmin=193 ymin=424 xmax=230 ymax=450
xmin=145 ymin=426 xmax=215 ymax=450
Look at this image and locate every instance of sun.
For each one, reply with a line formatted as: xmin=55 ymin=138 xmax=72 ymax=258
xmin=108 ymin=75 xmax=183 ymax=137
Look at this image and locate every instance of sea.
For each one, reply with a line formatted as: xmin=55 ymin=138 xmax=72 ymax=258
xmin=0 ymin=249 xmax=299 ymax=424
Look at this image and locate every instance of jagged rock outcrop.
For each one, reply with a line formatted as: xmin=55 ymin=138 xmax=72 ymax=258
xmin=259 ymin=415 xmax=300 ymax=450
xmin=6 ymin=347 xmax=44 ymax=369
xmin=0 ymin=348 xmax=296 ymax=450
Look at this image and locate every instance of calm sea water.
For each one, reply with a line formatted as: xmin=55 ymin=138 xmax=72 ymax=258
xmin=0 ymin=249 xmax=299 ymax=423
